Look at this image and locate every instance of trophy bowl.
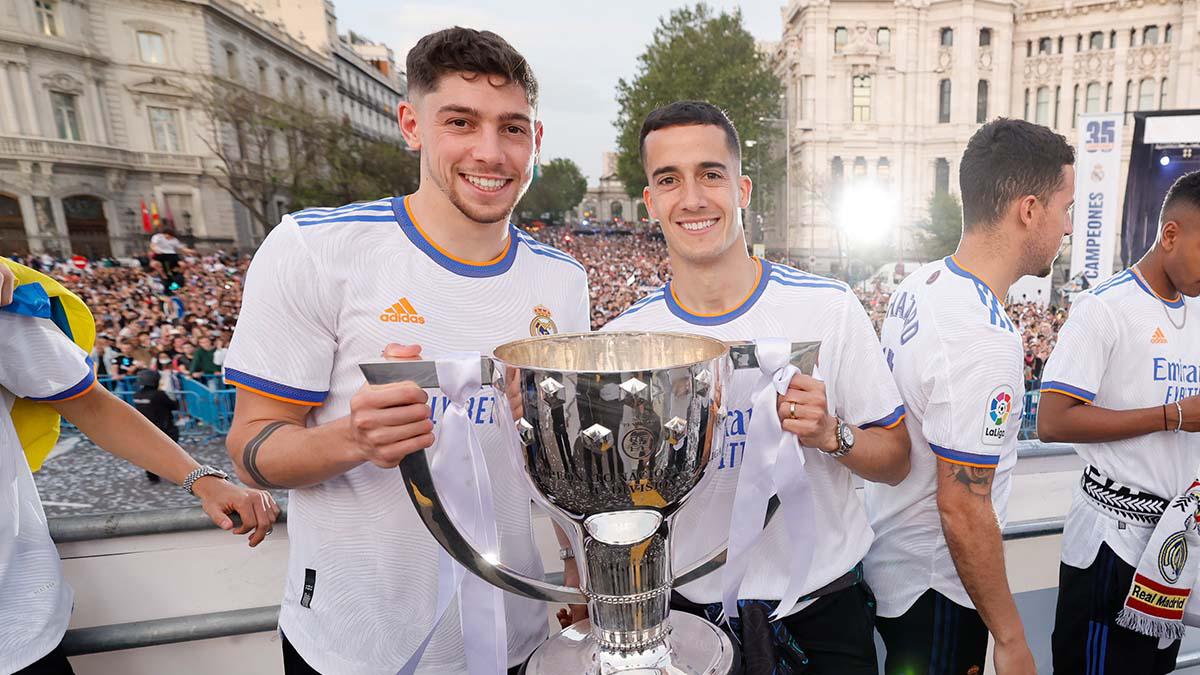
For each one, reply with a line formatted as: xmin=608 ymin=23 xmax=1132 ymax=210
xmin=362 ymin=332 xmax=738 ymax=674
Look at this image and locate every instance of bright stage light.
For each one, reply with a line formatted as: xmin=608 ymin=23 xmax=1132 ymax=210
xmin=838 ymin=181 xmax=899 ymax=244
xmin=1160 ymin=155 xmax=1171 ymax=167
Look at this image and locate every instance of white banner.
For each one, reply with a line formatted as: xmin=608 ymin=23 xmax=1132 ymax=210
xmin=1070 ymin=113 xmax=1124 ymax=285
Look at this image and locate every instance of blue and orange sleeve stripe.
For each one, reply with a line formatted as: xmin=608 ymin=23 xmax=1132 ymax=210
xmin=862 ymin=404 xmax=906 ymax=430
xmin=223 ymin=367 xmax=327 ymax=406
xmin=27 ymin=356 xmax=97 ymax=402
xmin=930 ymin=443 xmax=1000 ymax=468
xmin=1040 ymin=380 xmax=1095 ymax=405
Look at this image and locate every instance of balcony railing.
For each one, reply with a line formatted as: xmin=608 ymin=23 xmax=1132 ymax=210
xmin=0 ymin=135 xmax=205 ymax=173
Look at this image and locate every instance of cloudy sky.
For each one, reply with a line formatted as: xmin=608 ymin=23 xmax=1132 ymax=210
xmin=333 ymin=1 xmax=786 ymax=183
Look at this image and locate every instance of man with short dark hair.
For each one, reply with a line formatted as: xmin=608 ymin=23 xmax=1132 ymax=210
xmin=224 ymin=27 xmax=588 ymax=675
xmin=1039 ymin=170 xmax=1200 ymax=674
xmin=865 ymin=118 xmax=1076 ymax=675
xmin=605 ymin=100 xmax=911 ymax=674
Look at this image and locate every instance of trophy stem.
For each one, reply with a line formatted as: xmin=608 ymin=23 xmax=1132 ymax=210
xmin=581 ymin=512 xmax=674 ymax=666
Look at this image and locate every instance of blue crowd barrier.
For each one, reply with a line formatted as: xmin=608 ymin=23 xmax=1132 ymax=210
xmin=1020 ymin=390 xmax=1040 ymax=440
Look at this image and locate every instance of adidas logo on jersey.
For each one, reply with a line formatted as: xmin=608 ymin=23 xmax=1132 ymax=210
xmin=380 ymin=298 xmax=426 ymax=324
xmin=1151 ymin=327 xmax=1168 ymax=344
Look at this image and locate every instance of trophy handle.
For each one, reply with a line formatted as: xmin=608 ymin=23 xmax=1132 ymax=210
xmin=672 ymin=495 xmax=780 ymax=587
xmin=399 ymin=448 xmax=588 ymax=604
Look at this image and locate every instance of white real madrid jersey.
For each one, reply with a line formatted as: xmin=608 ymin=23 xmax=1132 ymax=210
xmin=604 ymin=259 xmax=905 ymax=615
xmin=863 ymin=257 xmax=1025 ymax=618
xmin=0 ymin=311 xmax=97 ymax=672
xmin=1040 ymin=268 xmax=1200 ymax=570
xmin=223 ymin=197 xmax=590 ymax=675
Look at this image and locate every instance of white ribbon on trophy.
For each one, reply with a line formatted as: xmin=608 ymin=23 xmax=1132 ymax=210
xmin=721 ymin=337 xmax=818 ymax=622
xmin=397 ymin=352 xmax=507 ymax=675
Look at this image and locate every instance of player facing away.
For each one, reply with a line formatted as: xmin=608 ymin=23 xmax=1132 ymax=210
xmin=222 ymin=28 xmax=589 ymax=675
xmin=864 ymin=118 xmax=1076 ymax=675
xmin=604 ymin=101 xmax=911 ymax=674
xmin=1039 ymin=170 xmax=1200 ymax=675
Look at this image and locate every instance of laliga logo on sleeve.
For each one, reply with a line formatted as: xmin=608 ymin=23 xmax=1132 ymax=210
xmin=982 ymin=385 xmax=1014 ymax=446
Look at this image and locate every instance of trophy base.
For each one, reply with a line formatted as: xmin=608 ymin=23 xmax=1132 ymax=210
xmin=524 ymin=613 xmax=735 ymax=675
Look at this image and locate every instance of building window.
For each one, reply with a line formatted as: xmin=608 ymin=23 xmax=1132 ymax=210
xmin=1072 ymin=85 xmax=1080 ymax=128
xmin=939 ymin=27 xmax=953 ymax=47
xmin=1035 ymin=86 xmax=1050 ymax=124
xmin=51 ymin=91 xmax=80 ymax=141
xmin=938 ymin=79 xmax=951 ymax=123
xmin=834 ymin=27 xmax=848 ymax=53
xmin=831 ymin=157 xmax=844 ymax=193
xmin=1105 ymin=82 xmax=1113 ymax=111
xmin=1085 ymin=82 xmax=1101 ymax=113
xmin=976 ymin=80 xmax=989 ymax=123
xmin=1139 ymin=78 xmax=1155 ymax=110
xmin=979 ymin=27 xmax=992 ymax=47
xmin=225 ymin=47 xmax=238 ymax=80
xmin=138 ymin=31 xmax=166 ymax=64
xmin=1160 ymin=78 xmax=1168 ymax=109
xmin=278 ymin=72 xmax=287 ymax=97
xmin=1038 ymin=37 xmax=1052 ymax=55
xmin=1057 ymin=36 xmax=1064 ymax=53
xmin=1130 ymin=28 xmax=1138 ymax=47
xmin=876 ymin=27 xmax=891 ymax=52
xmin=148 ymin=106 xmax=182 ymax=153
xmin=1076 ymin=34 xmax=1083 ymax=52
xmin=852 ymin=75 xmax=871 ymax=122
xmin=878 ymin=157 xmax=891 ymax=181
xmin=1124 ymin=80 xmax=1133 ymax=122
xmin=1054 ymin=85 xmax=1061 ymax=127
xmin=935 ymin=158 xmax=950 ymax=196
xmin=1143 ymin=25 xmax=1159 ymax=45
xmin=1024 ymin=88 xmax=1031 ymax=120
xmin=1089 ymin=31 xmax=1104 ymax=50
xmin=35 ymin=0 xmax=57 ymax=37
xmin=297 ymin=80 xmax=306 ymax=106
xmin=1164 ymin=25 xmax=1173 ymax=43
xmin=257 ymin=62 xmax=268 ymax=90
xmin=853 ymin=156 xmax=867 ymax=178
xmin=1110 ymin=31 xmax=1117 ymax=48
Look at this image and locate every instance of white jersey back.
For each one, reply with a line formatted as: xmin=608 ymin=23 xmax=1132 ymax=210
xmin=0 ymin=311 xmax=97 ymax=672
xmin=605 ymin=259 xmax=904 ymax=615
xmin=1041 ymin=269 xmax=1200 ymax=569
xmin=224 ymin=197 xmax=589 ymax=675
xmin=864 ymin=257 xmax=1025 ymax=617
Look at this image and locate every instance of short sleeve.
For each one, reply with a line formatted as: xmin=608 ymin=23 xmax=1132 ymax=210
xmin=567 ymin=272 xmax=590 ymax=333
xmin=827 ymin=293 xmax=906 ymax=429
xmin=0 ymin=312 xmax=95 ymax=401
xmin=923 ymin=329 xmax=1023 ymax=468
xmin=222 ymin=217 xmax=336 ymax=406
xmin=1039 ymin=294 xmax=1115 ymax=404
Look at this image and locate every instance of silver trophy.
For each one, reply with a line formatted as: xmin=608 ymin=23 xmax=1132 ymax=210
xmin=360 ymin=332 xmax=818 ymax=674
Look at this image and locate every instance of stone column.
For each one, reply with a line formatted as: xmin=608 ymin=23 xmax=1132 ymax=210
xmin=0 ymin=64 xmax=18 ymax=134
xmin=16 ymin=64 xmax=40 ymax=137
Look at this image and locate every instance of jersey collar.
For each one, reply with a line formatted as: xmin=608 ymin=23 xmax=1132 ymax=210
xmin=664 ymin=258 xmax=770 ymax=326
xmin=1130 ymin=266 xmax=1185 ymax=308
xmin=944 ymin=255 xmax=1003 ymax=300
xmin=392 ymin=196 xmax=518 ymax=278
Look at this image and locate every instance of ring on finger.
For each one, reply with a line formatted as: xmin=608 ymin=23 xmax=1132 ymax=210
xmin=789 ymin=401 xmax=797 ymax=420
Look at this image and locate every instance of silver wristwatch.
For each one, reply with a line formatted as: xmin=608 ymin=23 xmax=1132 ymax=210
xmin=823 ymin=418 xmax=855 ymax=458
xmin=183 ymin=465 xmax=229 ymax=495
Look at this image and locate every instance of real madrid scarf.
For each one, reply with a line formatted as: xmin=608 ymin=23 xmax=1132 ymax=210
xmin=1114 ymin=479 xmax=1200 ymax=640
xmin=0 ymin=258 xmax=96 ymax=471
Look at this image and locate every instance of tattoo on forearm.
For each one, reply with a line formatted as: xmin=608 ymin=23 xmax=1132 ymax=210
xmin=945 ymin=462 xmax=995 ymax=497
xmin=243 ymin=421 xmax=289 ymax=489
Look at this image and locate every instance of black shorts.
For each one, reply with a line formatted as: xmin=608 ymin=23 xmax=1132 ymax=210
xmin=670 ymin=581 xmax=879 ymax=675
xmin=876 ymin=588 xmax=989 ymax=675
xmin=1051 ymin=543 xmax=1180 ymax=675
xmin=282 ymin=632 xmax=524 ymax=675
xmin=15 ymin=642 xmax=74 ymax=675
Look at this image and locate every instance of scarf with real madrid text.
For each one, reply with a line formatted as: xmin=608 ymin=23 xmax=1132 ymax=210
xmin=1114 ymin=476 xmax=1200 ymax=640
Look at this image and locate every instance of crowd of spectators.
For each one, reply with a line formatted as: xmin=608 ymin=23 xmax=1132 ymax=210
xmin=9 ymin=251 xmax=247 ymax=391
xmin=8 ymin=228 xmax=1070 ymax=392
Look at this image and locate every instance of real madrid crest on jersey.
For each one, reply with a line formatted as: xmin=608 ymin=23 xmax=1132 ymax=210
xmin=530 ymin=304 xmax=558 ymax=336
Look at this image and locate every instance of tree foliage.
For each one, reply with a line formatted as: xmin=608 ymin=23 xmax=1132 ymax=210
xmin=517 ymin=158 xmax=587 ymax=222
xmin=918 ymin=192 xmax=964 ymax=259
xmin=613 ymin=3 xmax=783 ymax=199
